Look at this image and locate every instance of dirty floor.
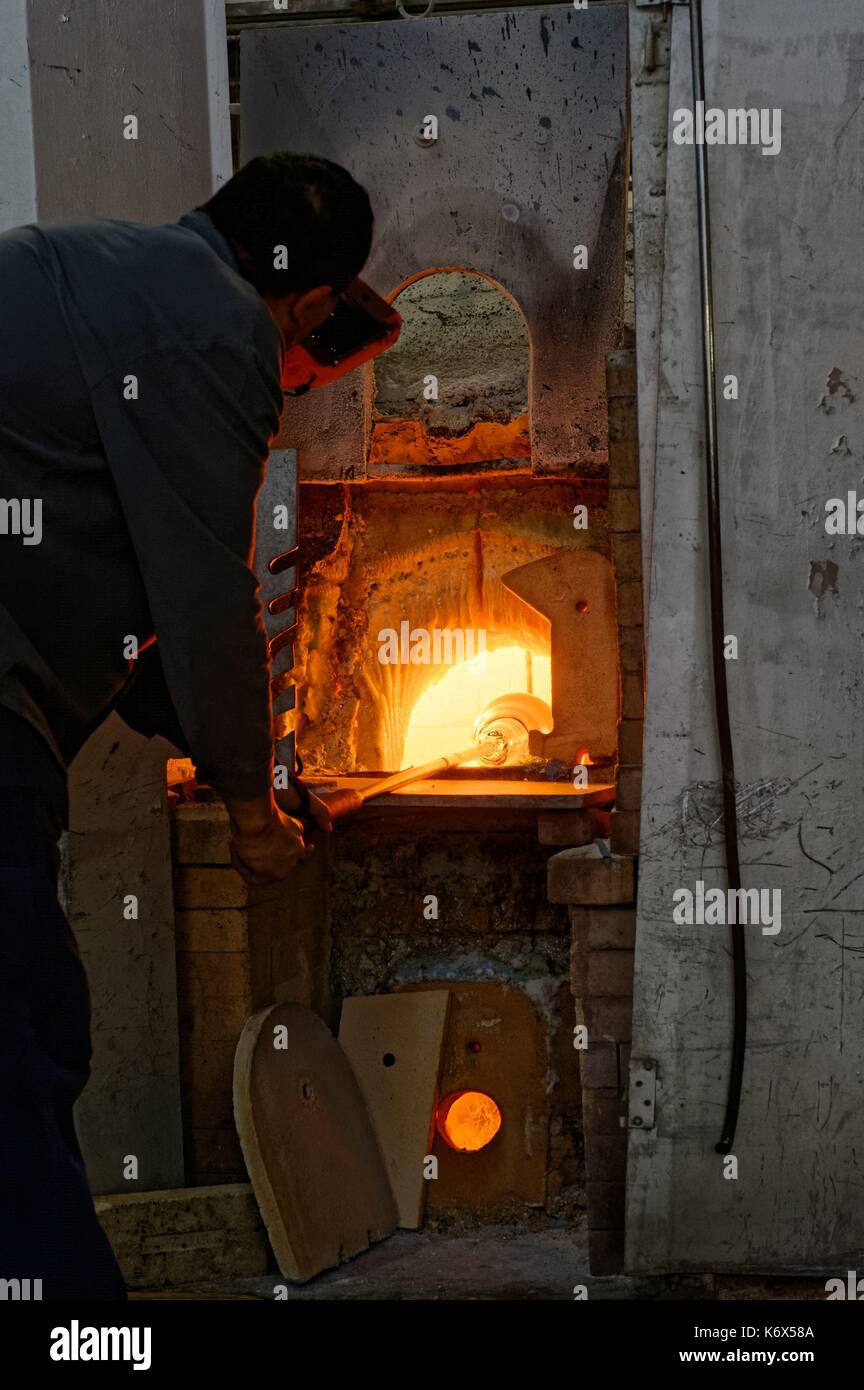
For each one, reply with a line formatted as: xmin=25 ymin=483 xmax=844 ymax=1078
xmin=129 ymin=1226 xmax=829 ymax=1301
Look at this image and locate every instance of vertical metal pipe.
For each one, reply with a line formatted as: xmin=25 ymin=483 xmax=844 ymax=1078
xmin=688 ymin=0 xmax=747 ymax=1155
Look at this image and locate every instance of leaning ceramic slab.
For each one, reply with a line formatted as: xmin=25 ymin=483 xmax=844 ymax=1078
xmin=339 ymin=991 xmax=451 ymax=1230
xmin=234 ymin=1003 xmax=398 ymax=1282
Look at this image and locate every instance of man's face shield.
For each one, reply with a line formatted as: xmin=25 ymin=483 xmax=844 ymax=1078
xmin=281 ymin=278 xmax=402 ymax=395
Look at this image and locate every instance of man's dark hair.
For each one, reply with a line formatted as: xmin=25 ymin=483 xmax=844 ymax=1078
xmin=200 ymin=152 xmax=373 ymax=297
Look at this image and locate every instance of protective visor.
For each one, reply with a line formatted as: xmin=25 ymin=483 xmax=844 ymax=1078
xmin=281 ymin=277 xmax=402 ymax=395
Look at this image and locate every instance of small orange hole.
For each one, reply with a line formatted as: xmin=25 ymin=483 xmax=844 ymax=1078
xmin=435 ymin=1090 xmax=502 ymax=1152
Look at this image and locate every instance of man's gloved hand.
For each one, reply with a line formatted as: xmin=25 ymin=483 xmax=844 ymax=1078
xmin=228 ymin=804 xmax=312 ymax=885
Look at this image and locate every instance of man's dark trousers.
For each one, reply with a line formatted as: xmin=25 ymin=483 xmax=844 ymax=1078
xmin=0 ymin=782 xmax=127 ymax=1299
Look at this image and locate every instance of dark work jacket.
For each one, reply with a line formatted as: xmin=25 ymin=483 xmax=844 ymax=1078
xmin=0 ymin=210 xmax=285 ymax=814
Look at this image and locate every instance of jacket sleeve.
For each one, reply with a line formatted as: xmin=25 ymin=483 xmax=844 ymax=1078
xmin=90 ymin=338 xmax=283 ymax=801
xmin=114 ymin=644 xmax=192 ymax=755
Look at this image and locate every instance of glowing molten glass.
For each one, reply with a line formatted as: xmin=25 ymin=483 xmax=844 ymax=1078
xmin=401 ymin=647 xmax=551 ymax=768
xmin=436 ymin=1090 xmax=502 ymax=1152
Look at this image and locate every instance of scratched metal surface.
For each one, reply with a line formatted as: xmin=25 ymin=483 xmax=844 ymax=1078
xmin=628 ymin=0 xmax=864 ymax=1271
xmin=254 ymin=448 xmax=298 ymax=769
xmin=628 ymin=2 xmax=671 ymax=600
xmin=240 ymin=4 xmax=626 ymax=477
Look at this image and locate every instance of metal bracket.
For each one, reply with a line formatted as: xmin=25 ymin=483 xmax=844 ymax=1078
xmin=628 ymin=1057 xmax=657 ymax=1129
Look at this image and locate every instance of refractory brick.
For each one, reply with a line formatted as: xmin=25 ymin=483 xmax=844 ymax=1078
xmin=175 ymin=909 xmax=249 ymax=954
xmin=608 ymin=438 xmax=639 ymax=488
xmin=585 ymin=1133 xmax=628 ymax=1182
xmin=616 ymin=580 xmax=643 ymax=627
xmin=608 ymin=395 xmax=638 ymax=444
xmin=610 ymin=809 xmax=641 ymax=856
xmin=588 ymin=1228 xmax=625 ymax=1275
xmin=585 ymin=907 xmax=637 ymax=950
xmin=94 ymin=1184 xmax=268 ymax=1289
xmin=587 ymin=1180 xmax=626 ymax=1228
xmin=537 ymin=811 xmax=596 ymax=847
xmin=621 ymin=672 xmax=644 ymax=720
xmin=171 ymin=805 xmax=232 ymax=866
xmin=548 ymin=845 xmax=635 ymax=905
xmin=585 ymin=952 xmax=635 ymax=998
xmin=582 ymin=1088 xmax=627 ymax=1136
xmin=610 ymin=491 xmax=641 ymax=535
xmin=174 ymin=868 xmax=250 ymax=910
xmin=581 ymin=995 xmax=633 ymax=1042
xmin=616 ymin=720 xmax=644 ymax=767
xmin=570 ymin=931 xmax=588 ymax=996
xmin=605 ymin=351 xmax=636 ymax=399
xmin=580 ymin=1041 xmax=620 ymax=1089
xmin=618 ymin=625 xmax=644 ymax=673
xmin=611 ymin=531 xmax=642 ymax=580
xmin=616 ymin=766 xmax=643 ymax=813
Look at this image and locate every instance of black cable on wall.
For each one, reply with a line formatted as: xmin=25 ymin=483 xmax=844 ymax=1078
xmin=688 ymin=0 xmax=747 ymax=1156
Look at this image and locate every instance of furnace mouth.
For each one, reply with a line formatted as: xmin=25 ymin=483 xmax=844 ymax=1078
xmin=396 ymin=645 xmax=553 ymax=775
xmin=436 ymin=1090 xmax=502 ymax=1152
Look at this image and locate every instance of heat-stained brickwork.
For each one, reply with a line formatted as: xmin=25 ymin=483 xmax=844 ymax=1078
xmin=607 ymin=347 xmax=645 ymax=858
xmin=545 ymin=349 xmax=643 ymax=1275
xmin=171 ymin=803 xmax=332 ymax=1187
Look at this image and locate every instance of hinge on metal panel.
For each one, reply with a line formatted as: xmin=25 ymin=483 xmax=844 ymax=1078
xmin=627 ymin=1057 xmax=657 ymax=1129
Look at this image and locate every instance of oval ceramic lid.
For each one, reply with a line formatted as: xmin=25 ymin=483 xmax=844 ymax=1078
xmin=234 ymin=1002 xmax=398 ymax=1283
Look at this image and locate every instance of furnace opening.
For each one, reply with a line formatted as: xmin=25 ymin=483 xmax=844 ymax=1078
xmin=436 ymin=1090 xmax=503 ymax=1153
xmin=402 ymin=646 xmax=551 ymax=768
xmin=292 ymin=267 xmax=618 ymax=786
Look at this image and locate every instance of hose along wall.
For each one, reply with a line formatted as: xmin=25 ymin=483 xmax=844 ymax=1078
xmin=688 ymin=0 xmax=747 ymax=1154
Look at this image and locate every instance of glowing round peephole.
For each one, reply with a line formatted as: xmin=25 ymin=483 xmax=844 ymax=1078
xmin=435 ymin=1090 xmax=502 ymax=1152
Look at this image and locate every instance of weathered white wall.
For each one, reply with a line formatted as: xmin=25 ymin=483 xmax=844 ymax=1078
xmin=25 ymin=0 xmax=229 ymax=223
xmin=0 ymin=4 xmax=37 ymax=228
xmin=628 ymin=2 xmax=672 ymax=600
xmin=241 ymin=4 xmax=627 ymax=480
xmin=628 ymin=0 xmax=864 ymax=1271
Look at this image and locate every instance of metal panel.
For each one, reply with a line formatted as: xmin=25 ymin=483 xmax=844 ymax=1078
xmin=241 ymin=5 xmax=626 ymax=478
xmin=66 ymin=720 xmax=184 ymax=1195
xmin=628 ymin=1 xmax=671 ymax=600
xmin=0 ymin=4 xmax=37 ymax=228
xmin=204 ymin=0 xmax=235 ymax=190
xmin=254 ymin=448 xmax=299 ymax=770
xmin=627 ymin=0 xmax=864 ymax=1271
xmin=227 ymin=0 xmax=631 ymax=23
xmin=27 ymin=0 xmax=227 ymax=222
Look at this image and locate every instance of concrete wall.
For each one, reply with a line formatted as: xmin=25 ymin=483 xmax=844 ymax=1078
xmin=25 ymin=0 xmax=231 ymax=221
xmin=0 ymin=3 xmax=37 ymax=229
xmin=627 ymin=1 xmax=672 ymax=598
xmin=627 ymin=0 xmax=864 ymax=1271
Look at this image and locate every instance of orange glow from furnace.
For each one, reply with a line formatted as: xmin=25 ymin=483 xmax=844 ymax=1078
xmin=577 ymin=748 xmax=593 ymax=766
xmin=436 ymin=1090 xmax=502 ymax=1152
xmin=402 ymin=646 xmax=551 ymax=768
